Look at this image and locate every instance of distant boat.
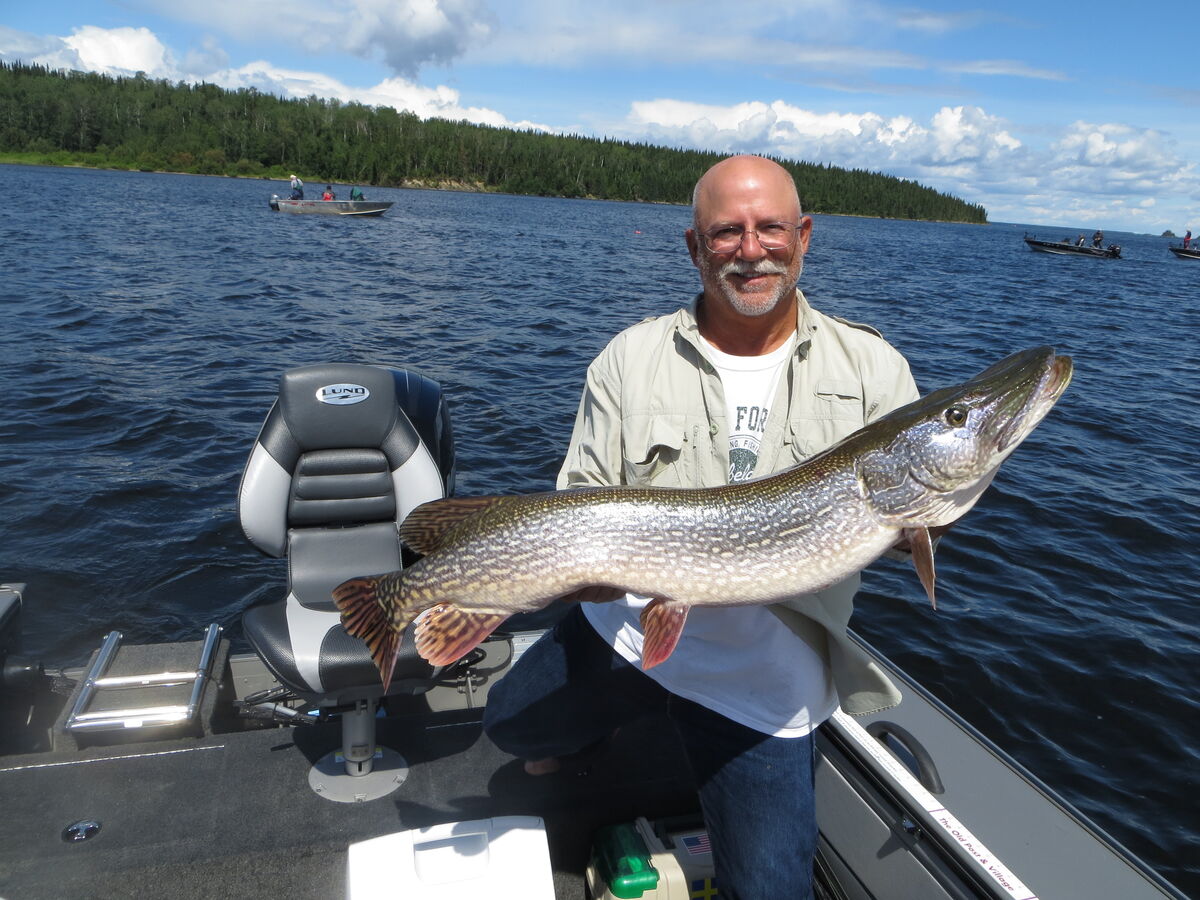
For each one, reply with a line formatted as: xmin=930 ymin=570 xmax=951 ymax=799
xmin=269 ymin=194 xmax=393 ymax=217
xmin=1024 ymin=235 xmax=1121 ymax=259
xmin=1167 ymin=244 xmax=1199 ymax=260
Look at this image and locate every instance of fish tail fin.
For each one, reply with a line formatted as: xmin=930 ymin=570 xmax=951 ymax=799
xmin=414 ymin=605 xmax=509 ymax=666
xmin=639 ymin=598 xmax=690 ymax=669
xmin=333 ymin=574 xmax=414 ymax=692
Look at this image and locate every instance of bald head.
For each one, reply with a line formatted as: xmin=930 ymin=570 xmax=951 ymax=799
xmin=691 ymin=156 xmax=802 ymax=228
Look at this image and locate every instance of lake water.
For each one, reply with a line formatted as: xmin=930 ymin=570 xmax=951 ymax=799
xmin=1 ymin=163 xmax=1197 ymax=896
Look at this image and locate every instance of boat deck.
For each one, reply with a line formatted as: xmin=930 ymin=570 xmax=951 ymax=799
xmin=0 ymin=677 xmax=698 ymax=899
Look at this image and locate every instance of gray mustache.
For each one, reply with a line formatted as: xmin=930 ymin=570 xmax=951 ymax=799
xmin=719 ymin=260 xmax=789 ymax=277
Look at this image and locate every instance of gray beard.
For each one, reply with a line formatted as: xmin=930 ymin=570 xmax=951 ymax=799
xmin=707 ymin=256 xmax=802 ymax=317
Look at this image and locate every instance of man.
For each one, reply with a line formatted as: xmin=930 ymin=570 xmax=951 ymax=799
xmin=483 ymin=155 xmax=919 ymax=899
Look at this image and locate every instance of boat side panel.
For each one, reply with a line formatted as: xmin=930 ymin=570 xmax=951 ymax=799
xmin=815 ymin=746 xmax=963 ymax=899
xmin=845 ymin=642 xmax=1183 ymax=899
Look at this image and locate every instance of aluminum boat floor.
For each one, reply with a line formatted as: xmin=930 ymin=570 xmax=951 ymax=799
xmin=0 ymin=708 xmax=699 ymax=899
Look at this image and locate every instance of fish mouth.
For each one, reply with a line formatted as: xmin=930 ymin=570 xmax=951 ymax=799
xmin=995 ymin=351 xmax=1073 ymax=452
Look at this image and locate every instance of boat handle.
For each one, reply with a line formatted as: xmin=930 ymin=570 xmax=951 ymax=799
xmin=865 ymin=720 xmax=945 ymax=794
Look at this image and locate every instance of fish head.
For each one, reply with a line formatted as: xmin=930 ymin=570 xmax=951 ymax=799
xmin=856 ymin=346 xmax=1073 ymax=527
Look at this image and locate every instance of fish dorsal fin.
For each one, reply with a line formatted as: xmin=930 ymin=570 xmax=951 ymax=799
xmin=414 ymin=604 xmax=509 ymax=666
xmin=400 ymin=495 xmax=504 ymax=555
xmin=639 ymin=598 xmax=691 ymax=669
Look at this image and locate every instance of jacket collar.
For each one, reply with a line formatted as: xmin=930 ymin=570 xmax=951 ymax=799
xmin=679 ymin=289 xmax=816 ymax=359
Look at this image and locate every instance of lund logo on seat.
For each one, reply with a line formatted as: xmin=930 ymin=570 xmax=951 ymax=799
xmin=317 ymin=383 xmax=370 ymax=405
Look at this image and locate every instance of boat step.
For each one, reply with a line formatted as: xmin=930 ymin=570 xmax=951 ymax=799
xmin=58 ymin=624 xmax=227 ymax=749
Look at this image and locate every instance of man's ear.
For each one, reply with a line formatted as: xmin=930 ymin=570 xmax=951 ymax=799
xmin=797 ymin=216 xmax=813 ymax=255
xmin=685 ymin=228 xmax=701 ymax=267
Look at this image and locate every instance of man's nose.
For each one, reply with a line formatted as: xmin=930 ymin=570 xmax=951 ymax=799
xmin=736 ymin=228 xmax=769 ymax=260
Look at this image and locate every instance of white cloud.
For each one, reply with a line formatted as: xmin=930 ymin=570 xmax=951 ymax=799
xmin=627 ymin=99 xmax=1022 ymax=170
xmin=475 ymin=17 xmax=928 ymax=73
xmin=0 ymin=26 xmax=61 ymax=61
xmin=18 ymin=25 xmax=177 ymax=78
xmin=201 ymin=60 xmax=547 ymax=130
xmin=182 ymin=36 xmax=230 ymax=75
xmin=944 ymin=59 xmax=1067 ymax=80
xmin=133 ymin=0 xmax=493 ymax=77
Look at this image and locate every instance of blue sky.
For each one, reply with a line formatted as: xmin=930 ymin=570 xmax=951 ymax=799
xmin=3 ymin=1 xmax=1197 ymax=234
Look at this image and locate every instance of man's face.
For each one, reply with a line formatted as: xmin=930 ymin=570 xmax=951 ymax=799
xmin=687 ymin=164 xmax=811 ymax=318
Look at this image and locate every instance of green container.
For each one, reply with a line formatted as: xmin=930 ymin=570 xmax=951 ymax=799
xmin=591 ymin=822 xmax=660 ymax=898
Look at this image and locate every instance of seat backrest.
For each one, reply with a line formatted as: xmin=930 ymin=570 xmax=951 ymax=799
xmin=239 ymin=363 xmax=454 ymax=568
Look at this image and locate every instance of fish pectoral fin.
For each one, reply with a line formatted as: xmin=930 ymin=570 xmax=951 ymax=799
xmin=414 ymin=604 xmax=509 ymax=667
xmin=904 ymin=526 xmax=937 ymax=610
xmin=558 ymin=585 xmax=628 ymax=605
xmin=639 ymin=599 xmax=691 ymax=670
xmin=333 ymin=573 xmax=411 ymax=691
xmin=400 ymin=495 xmax=506 ymax=555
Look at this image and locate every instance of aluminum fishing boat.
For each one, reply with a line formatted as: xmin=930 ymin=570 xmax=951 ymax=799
xmin=1167 ymin=244 xmax=1199 ymax=260
xmin=0 ymin=363 xmax=1185 ymax=900
xmin=268 ymin=195 xmax=393 ymax=216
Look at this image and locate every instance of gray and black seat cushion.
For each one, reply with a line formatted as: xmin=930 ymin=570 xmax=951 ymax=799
xmin=238 ymin=363 xmax=455 ymax=705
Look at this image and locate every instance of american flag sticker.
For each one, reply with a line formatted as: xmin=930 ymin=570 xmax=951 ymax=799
xmin=680 ymin=831 xmax=711 ymax=856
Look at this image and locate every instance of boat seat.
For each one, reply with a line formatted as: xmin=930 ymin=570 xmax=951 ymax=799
xmin=238 ymin=363 xmax=455 ymax=792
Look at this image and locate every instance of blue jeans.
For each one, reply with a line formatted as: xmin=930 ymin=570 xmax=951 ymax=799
xmin=483 ymin=607 xmax=817 ymax=900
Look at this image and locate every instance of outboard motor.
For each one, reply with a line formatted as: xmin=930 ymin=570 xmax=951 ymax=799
xmin=0 ymin=584 xmax=40 ymax=694
xmin=0 ymin=583 xmax=50 ymax=755
xmin=238 ymin=364 xmax=455 ymax=801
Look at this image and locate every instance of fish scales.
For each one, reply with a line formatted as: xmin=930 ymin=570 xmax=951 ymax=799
xmin=402 ymin=465 xmax=882 ymax=613
xmin=334 ymin=346 xmax=1073 ymax=687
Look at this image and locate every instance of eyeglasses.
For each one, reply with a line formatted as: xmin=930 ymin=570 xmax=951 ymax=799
xmin=700 ymin=222 xmax=799 ymax=254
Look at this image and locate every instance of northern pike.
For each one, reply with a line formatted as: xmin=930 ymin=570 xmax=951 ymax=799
xmin=334 ymin=346 xmax=1072 ymax=690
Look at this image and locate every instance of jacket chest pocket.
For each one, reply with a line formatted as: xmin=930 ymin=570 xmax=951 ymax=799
xmin=788 ymin=380 xmax=868 ymax=464
xmin=815 ymin=379 xmax=864 ymax=419
xmin=622 ymin=414 xmax=694 ymax=487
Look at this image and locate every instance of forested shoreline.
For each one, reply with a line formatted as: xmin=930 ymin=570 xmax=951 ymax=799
xmin=0 ymin=61 xmax=987 ymax=223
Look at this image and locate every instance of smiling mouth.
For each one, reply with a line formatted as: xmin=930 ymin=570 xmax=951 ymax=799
xmin=727 ymin=271 xmax=781 ymax=292
xmin=726 ymin=267 xmax=783 ymax=285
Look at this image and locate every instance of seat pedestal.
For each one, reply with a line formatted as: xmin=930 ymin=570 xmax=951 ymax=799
xmin=308 ymin=745 xmax=410 ymax=803
xmin=307 ymin=698 xmax=410 ymax=803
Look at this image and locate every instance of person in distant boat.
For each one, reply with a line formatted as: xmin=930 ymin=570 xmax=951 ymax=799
xmin=289 ymin=174 xmax=304 ymax=200
xmin=1184 ymin=230 xmax=1192 ymax=249
xmin=484 ymin=154 xmax=920 ymax=900
xmin=1092 ymin=229 xmax=1104 ymax=248
xmin=322 ymin=185 xmax=335 ymax=201
xmin=350 ymin=186 xmax=365 ymax=201
xmin=1076 ymin=234 xmax=1086 ymax=246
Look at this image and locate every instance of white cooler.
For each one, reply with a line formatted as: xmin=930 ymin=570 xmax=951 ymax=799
xmin=346 ymin=815 xmax=556 ymax=899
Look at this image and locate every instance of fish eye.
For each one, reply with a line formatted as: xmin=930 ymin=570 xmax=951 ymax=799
xmin=944 ymin=405 xmax=968 ymax=427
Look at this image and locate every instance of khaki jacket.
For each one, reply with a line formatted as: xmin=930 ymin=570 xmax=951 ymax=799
xmin=557 ymin=290 xmax=920 ymax=715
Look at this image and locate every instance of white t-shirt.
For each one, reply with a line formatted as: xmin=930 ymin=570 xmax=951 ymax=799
xmin=581 ymin=333 xmax=838 ymax=738
xmin=703 ymin=335 xmax=792 ymax=483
